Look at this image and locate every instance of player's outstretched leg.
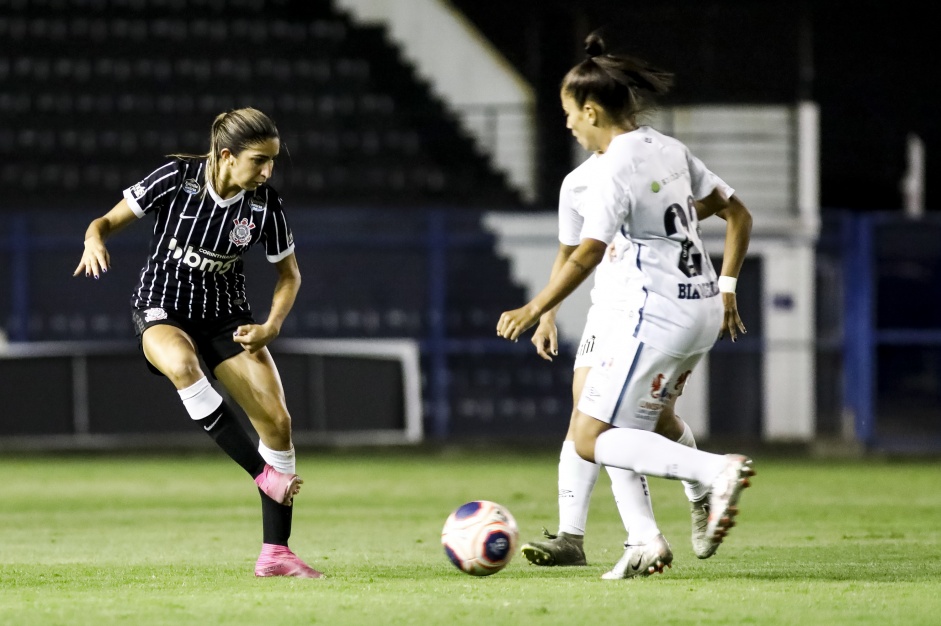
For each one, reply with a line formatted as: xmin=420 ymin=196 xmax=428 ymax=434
xmin=521 ymin=528 xmax=588 ymax=566
xmin=601 ymin=533 xmax=673 ymax=580
xmin=704 ymin=455 xmax=755 ymax=551
xmin=255 ymin=543 xmax=324 ymax=579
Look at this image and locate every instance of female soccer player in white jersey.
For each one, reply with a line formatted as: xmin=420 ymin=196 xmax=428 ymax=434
xmin=520 ymin=150 xmax=741 ymax=569
xmin=497 ymin=33 xmax=754 ymax=579
xmin=74 ymin=108 xmax=322 ymax=579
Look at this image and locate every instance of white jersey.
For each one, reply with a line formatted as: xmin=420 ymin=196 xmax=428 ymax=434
xmin=558 ymin=154 xmax=631 ymax=308
xmin=578 ymin=126 xmax=734 ymax=357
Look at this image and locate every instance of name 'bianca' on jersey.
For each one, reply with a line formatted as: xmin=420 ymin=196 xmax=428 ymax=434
xmin=677 ymin=280 xmax=720 ymax=300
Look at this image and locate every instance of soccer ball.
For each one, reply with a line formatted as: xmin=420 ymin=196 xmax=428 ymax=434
xmin=441 ymin=500 xmax=519 ymax=576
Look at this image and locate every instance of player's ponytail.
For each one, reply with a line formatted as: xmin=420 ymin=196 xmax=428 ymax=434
xmin=562 ymin=29 xmax=674 ymax=124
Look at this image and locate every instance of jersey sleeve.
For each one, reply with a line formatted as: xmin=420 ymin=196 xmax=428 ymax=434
xmin=578 ymin=156 xmax=630 ymax=245
xmin=122 ymin=160 xmax=185 ymax=217
xmin=258 ymin=189 xmax=296 ymax=263
xmin=557 ymin=172 xmax=584 ymax=246
xmin=686 ymin=151 xmax=736 ymax=200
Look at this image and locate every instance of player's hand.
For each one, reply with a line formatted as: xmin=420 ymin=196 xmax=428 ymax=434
xmin=718 ymin=292 xmax=746 ymax=342
xmin=496 ymin=304 xmax=541 ymax=342
xmin=531 ymin=317 xmax=559 ymax=361
xmin=73 ymin=238 xmax=110 ymax=279
xmin=232 ymin=323 xmax=278 ymax=354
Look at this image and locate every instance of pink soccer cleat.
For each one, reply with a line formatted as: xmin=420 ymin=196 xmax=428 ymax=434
xmin=254 ymin=464 xmax=303 ymax=506
xmin=254 ymin=544 xmax=324 ymax=579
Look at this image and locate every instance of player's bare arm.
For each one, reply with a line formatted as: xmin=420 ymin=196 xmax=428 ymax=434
xmin=233 ymin=253 xmax=301 ymax=353
xmin=498 ymin=238 xmax=606 ymax=342
xmin=73 ymin=198 xmax=138 ymax=278
xmin=532 ymin=243 xmax=579 ymax=361
xmin=702 ymin=192 xmax=752 ymax=341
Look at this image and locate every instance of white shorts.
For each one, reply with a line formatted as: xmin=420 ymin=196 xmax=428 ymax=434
xmin=573 ymin=305 xmax=618 ymax=370
xmin=576 ymin=319 xmax=705 ymax=431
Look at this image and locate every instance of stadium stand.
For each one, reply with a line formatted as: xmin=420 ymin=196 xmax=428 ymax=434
xmin=1 ymin=0 xmax=526 ymax=210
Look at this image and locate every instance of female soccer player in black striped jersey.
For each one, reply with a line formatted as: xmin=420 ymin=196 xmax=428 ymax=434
xmin=74 ymin=108 xmax=322 ymax=579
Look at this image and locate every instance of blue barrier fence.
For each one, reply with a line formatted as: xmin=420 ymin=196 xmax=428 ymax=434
xmin=836 ymin=211 xmax=941 ymax=451
xmin=2 ymin=208 xmax=940 ymax=449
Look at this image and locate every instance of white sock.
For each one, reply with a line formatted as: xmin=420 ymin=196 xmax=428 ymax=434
xmin=177 ymin=377 xmax=223 ymax=420
xmin=606 ymin=466 xmax=660 ymax=544
xmin=594 ymin=429 xmax=727 ymax=485
xmin=676 ymin=422 xmax=709 ymax=502
xmin=258 ymin=441 xmax=296 ymax=475
xmin=557 ymin=441 xmax=599 ymax=536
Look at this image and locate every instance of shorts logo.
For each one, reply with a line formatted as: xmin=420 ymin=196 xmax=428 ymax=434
xmin=577 ymin=335 xmax=596 ymax=357
xmin=144 ymin=308 xmax=168 ymax=323
xmin=229 ymin=218 xmax=256 ymax=247
xmin=248 ymin=196 xmax=266 ymax=211
xmin=651 ymin=373 xmax=667 ymax=399
xmin=130 ymin=182 xmax=146 ymax=199
xmin=182 ymin=179 xmax=200 ymax=195
xmin=674 ymin=370 xmax=692 ymax=393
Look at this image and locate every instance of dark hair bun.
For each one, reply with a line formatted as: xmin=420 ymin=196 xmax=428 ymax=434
xmin=584 ymin=32 xmax=605 ymax=58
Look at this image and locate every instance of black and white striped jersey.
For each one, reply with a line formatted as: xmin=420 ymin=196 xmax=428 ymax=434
xmin=122 ymin=158 xmax=295 ymax=319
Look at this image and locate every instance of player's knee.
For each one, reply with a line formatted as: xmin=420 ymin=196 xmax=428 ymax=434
xmin=573 ymin=434 xmax=596 ymax=463
xmin=161 ymin=361 xmax=205 ymax=387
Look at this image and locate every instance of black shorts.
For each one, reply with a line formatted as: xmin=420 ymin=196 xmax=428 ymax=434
xmin=131 ymin=307 xmax=255 ymax=377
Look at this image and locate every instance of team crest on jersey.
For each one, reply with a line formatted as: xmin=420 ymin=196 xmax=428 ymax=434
xmin=248 ymin=196 xmax=266 ymax=212
xmin=130 ymin=182 xmax=146 ymax=199
xmin=182 ymin=178 xmax=200 ymax=195
xmin=143 ymin=308 xmax=168 ymax=323
xmin=229 ymin=218 xmax=256 ymax=247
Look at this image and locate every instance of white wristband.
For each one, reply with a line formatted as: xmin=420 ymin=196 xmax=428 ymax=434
xmin=718 ymin=276 xmax=737 ymax=294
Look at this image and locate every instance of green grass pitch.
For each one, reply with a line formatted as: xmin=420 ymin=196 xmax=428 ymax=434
xmin=1 ymin=448 xmax=940 ymax=625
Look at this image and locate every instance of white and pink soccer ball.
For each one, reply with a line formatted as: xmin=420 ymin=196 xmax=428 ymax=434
xmin=441 ymin=500 xmax=519 ymax=576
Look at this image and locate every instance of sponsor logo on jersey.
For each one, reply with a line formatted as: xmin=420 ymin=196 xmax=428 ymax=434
xmin=182 ymin=178 xmax=200 ymax=195
xmin=228 ymin=218 xmax=255 ymax=247
xmin=653 ymin=167 xmax=689 ymax=192
xmin=130 ymin=182 xmax=146 ymax=199
xmin=248 ymin=196 xmax=266 ymax=211
xmin=143 ymin=307 xmax=168 ymax=322
xmin=166 ymin=237 xmax=238 ymax=274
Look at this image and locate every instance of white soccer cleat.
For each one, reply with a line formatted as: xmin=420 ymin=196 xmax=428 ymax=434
xmin=704 ymin=455 xmax=755 ymax=551
xmin=601 ymin=533 xmax=673 ymax=579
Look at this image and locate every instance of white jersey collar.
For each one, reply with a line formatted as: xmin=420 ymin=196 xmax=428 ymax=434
xmin=207 ymin=181 xmax=246 ymax=207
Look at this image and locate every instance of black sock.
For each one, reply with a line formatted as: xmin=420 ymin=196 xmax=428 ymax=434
xmin=260 ymin=489 xmax=293 ymax=546
xmin=195 ymin=402 xmax=267 ymax=478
